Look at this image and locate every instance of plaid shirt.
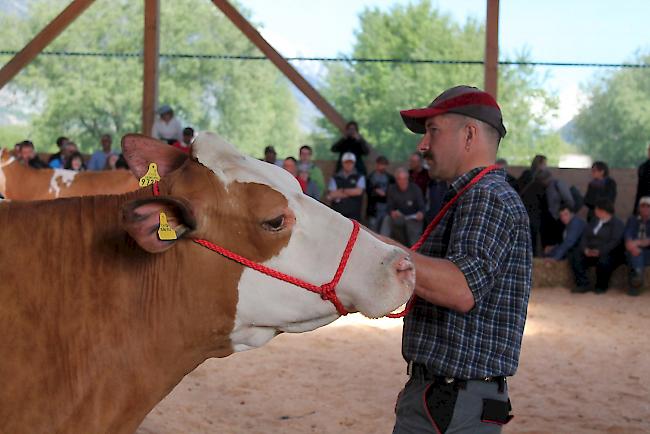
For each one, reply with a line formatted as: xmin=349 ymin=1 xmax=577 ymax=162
xmin=402 ymin=167 xmax=532 ymax=379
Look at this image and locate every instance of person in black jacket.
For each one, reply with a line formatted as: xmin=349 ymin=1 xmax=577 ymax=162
xmin=326 ymin=152 xmax=365 ymax=220
xmin=634 ymin=143 xmax=650 ymax=214
xmin=569 ymin=198 xmax=624 ymax=294
xmin=17 ymin=141 xmax=49 ymax=169
xmin=366 ymin=155 xmax=395 ymax=231
xmin=520 ymin=169 xmax=550 ymax=256
xmin=584 ymin=161 xmax=617 ymax=222
xmin=516 ymin=154 xmax=547 ymax=193
xmin=331 ymin=121 xmax=370 ymax=175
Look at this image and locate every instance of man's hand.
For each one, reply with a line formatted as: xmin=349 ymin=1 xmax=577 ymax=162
xmin=544 ymin=245 xmax=555 ymax=254
xmin=374 ymin=188 xmax=386 ymax=197
xmin=638 ymin=238 xmax=650 ymax=248
xmin=390 ymin=210 xmax=402 ymax=220
xmin=415 ymin=211 xmax=424 ymax=221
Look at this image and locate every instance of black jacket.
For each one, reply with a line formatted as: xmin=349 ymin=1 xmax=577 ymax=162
xmin=579 ymin=216 xmax=624 ymax=257
xmin=634 ymin=159 xmax=650 ymax=213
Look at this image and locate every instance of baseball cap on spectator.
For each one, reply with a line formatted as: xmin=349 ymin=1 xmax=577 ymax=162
xmin=341 ymin=152 xmax=356 ymax=163
xmin=400 ymin=85 xmax=507 ymax=138
xmin=157 ymin=104 xmax=173 ymax=115
xmin=639 ymin=196 xmax=650 ymax=206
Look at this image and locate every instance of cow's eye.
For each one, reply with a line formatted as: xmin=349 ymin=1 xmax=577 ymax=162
xmin=262 ymin=215 xmax=285 ymax=232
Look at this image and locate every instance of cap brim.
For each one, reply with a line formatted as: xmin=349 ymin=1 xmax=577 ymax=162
xmin=400 ymin=107 xmax=447 ymax=134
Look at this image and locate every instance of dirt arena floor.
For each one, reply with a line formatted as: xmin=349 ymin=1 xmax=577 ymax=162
xmin=137 ymin=287 xmax=650 ymax=434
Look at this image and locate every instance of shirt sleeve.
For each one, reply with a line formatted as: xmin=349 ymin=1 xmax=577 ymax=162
xmin=550 ymin=218 xmax=585 ymax=260
xmin=445 ymin=188 xmax=515 ymax=305
xmin=624 ymin=217 xmax=637 ymax=241
xmin=357 ymin=176 xmax=366 ymax=190
xmin=328 ymin=178 xmax=337 ymax=192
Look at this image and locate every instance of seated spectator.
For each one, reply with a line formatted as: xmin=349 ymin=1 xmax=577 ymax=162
xmin=104 ymin=153 xmax=120 ymax=170
xmin=64 ymin=151 xmax=86 ymax=172
xmin=408 ymin=152 xmax=429 ymax=196
xmin=380 ymin=167 xmax=425 ymax=246
xmin=497 ymin=158 xmax=518 ymax=190
xmin=331 ymin=121 xmax=370 ymax=175
xmin=366 ymin=155 xmax=395 ymax=232
xmin=298 ymin=145 xmax=325 ymax=194
xmin=17 ymin=140 xmax=48 ymax=169
xmin=151 ymin=104 xmax=183 ymax=144
xmin=584 ymin=161 xmax=617 ymax=222
xmin=569 ymin=198 xmax=624 ymax=294
xmin=283 ymin=157 xmax=320 ymax=200
xmin=326 ymin=152 xmax=365 ymax=220
xmin=47 ymin=136 xmax=70 ymax=168
xmin=262 ymin=145 xmax=283 ymax=167
xmin=624 ymin=196 xmax=650 ymax=296
xmin=171 ymin=127 xmax=194 ymax=154
xmin=544 ymin=204 xmax=587 ymax=261
xmin=88 ymin=134 xmax=115 ymax=171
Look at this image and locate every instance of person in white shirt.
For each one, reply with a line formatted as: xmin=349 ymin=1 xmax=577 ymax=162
xmin=151 ymin=105 xmax=183 ymax=144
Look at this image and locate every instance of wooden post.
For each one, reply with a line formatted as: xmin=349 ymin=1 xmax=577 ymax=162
xmin=0 ymin=0 xmax=95 ymax=90
xmin=142 ymin=0 xmax=159 ymax=136
xmin=484 ymin=0 xmax=499 ymax=98
xmin=210 ymin=0 xmax=348 ymax=133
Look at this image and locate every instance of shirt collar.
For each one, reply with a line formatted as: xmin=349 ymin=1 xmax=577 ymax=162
xmin=448 ymin=166 xmax=504 ymax=195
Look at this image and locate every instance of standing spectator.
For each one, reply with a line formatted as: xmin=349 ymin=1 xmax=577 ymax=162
xmin=151 ymin=104 xmax=183 ymax=144
xmin=496 ymin=158 xmax=517 ymax=190
xmin=47 ymin=136 xmax=70 ymax=168
xmin=569 ymin=198 xmax=624 ymax=294
xmin=298 ymin=145 xmax=325 ymax=194
xmin=331 ymin=121 xmax=370 ymax=175
xmin=380 ymin=167 xmax=425 ymax=246
xmin=540 ymin=170 xmax=575 ymax=248
xmin=50 ymin=141 xmax=77 ymax=169
xmin=262 ymin=145 xmax=283 ymax=167
xmin=171 ymin=127 xmax=194 ymax=154
xmin=544 ymin=204 xmax=587 ymax=261
xmin=624 ymin=196 xmax=650 ymax=296
xmin=520 ymin=169 xmax=549 ymax=256
xmin=408 ymin=152 xmax=430 ymax=196
xmin=326 ymin=152 xmax=365 ymax=220
xmin=584 ymin=161 xmax=617 ymax=222
xmin=634 ymin=143 xmax=650 ymax=214
xmin=17 ymin=141 xmax=48 ymax=169
xmin=366 ymin=155 xmax=395 ymax=232
xmin=283 ymin=156 xmax=319 ymax=199
xmin=88 ymin=134 xmax=115 ymax=171
xmin=423 ymin=177 xmax=447 ymax=225
xmin=64 ymin=151 xmax=86 ymax=172
xmin=516 ymin=154 xmax=547 ymax=193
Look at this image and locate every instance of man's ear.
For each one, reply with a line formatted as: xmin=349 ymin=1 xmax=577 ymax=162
xmin=121 ymin=197 xmax=197 ymax=253
xmin=121 ymin=134 xmax=188 ymax=179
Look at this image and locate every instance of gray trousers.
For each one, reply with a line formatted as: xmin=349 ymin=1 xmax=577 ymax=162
xmin=393 ymin=376 xmax=510 ymax=434
xmin=380 ymin=214 xmax=423 ymax=247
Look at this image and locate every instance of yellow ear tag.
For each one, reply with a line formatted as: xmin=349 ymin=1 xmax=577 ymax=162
xmin=158 ymin=212 xmax=177 ymax=241
xmin=139 ymin=162 xmax=161 ymax=188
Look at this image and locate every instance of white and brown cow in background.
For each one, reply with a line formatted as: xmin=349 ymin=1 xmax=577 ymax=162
xmin=0 ymin=148 xmax=139 ymax=200
xmin=0 ymin=133 xmax=414 ymax=434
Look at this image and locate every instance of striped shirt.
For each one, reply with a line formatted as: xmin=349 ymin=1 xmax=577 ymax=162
xmin=402 ymin=167 xmax=532 ymax=379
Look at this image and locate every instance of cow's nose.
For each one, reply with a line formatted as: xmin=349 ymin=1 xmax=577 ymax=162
xmin=394 ymin=255 xmax=416 ymax=288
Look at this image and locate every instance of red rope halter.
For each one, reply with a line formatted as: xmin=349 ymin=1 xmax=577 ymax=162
xmin=386 ymin=164 xmax=501 ymax=318
xmin=152 ymin=181 xmax=358 ymax=316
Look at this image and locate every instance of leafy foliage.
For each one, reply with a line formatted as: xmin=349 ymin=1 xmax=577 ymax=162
xmin=572 ymin=51 xmax=650 ymax=167
xmin=0 ymin=0 xmax=300 ymax=156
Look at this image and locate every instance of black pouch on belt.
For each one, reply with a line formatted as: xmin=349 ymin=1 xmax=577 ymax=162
xmin=423 ymin=382 xmax=459 ymax=433
xmin=481 ymin=398 xmax=514 ymax=426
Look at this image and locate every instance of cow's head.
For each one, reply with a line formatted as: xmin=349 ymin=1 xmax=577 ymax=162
xmin=120 ymin=134 xmax=415 ymax=352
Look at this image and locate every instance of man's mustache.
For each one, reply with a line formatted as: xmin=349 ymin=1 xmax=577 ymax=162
xmin=420 ymin=150 xmax=434 ymax=161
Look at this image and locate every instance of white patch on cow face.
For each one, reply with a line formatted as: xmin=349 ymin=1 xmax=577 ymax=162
xmin=0 ymin=150 xmax=15 ymax=198
xmin=192 ymin=132 xmax=414 ymax=352
xmin=48 ymin=169 xmax=78 ymax=198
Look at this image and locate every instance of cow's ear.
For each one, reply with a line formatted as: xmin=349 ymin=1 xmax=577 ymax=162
xmin=121 ymin=197 xmax=197 ymax=253
xmin=121 ymin=134 xmax=188 ymax=179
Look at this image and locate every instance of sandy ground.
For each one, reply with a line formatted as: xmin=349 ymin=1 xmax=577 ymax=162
xmin=137 ymin=287 xmax=650 ymax=434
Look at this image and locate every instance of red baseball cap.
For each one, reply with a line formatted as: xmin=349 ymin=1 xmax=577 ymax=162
xmin=400 ymin=85 xmax=507 ymax=138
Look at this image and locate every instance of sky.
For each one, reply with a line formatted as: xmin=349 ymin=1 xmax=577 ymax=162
xmin=238 ymin=0 xmax=650 ymax=129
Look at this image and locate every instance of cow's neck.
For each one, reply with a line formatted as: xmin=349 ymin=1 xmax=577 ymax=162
xmin=0 ymin=189 xmax=238 ymax=433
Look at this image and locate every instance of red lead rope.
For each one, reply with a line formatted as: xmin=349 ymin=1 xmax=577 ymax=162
xmin=386 ymin=164 xmax=501 ymax=318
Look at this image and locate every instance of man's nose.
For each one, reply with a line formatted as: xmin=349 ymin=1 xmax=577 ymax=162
xmin=417 ymin=133 xmax=430 ymax=153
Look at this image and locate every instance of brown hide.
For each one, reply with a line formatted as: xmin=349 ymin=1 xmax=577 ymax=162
xmin=1 ymin=158 xmax=139 ymax=200
xmin=0 ymin=158 xmax=292 ymax=433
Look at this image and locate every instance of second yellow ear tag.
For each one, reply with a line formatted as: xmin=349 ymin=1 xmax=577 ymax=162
xmin=139 ymin=162 xmax=161 ymax=187
xmin=158 ymin=212 xmax=177 ymax=241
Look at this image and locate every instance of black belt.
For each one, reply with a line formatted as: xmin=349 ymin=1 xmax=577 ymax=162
xmin=407 ymin=362 xmax=507 ymax=392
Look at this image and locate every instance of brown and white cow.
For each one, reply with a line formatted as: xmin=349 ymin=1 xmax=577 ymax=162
xmin=0 ymin=148 xmax=139 ymax=200
xmin=0 ymin=133 xmax=414 ymax=434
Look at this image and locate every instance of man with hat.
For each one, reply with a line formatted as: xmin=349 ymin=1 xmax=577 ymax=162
xmin=624 ymin=196 xmax=650 ymax=295
xmin=326 ymin=151 xmax=365 ymax=220
xmin=151 ymin=104 xmax=183 ymax=145
xmin=390 ymin=86 xmax=531 ymax=433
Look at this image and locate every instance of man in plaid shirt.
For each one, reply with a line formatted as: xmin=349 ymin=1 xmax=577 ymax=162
xmin=391 ymin=86 xmax=532 ymax=434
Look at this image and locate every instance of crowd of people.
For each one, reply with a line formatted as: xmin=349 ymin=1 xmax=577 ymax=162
xmin=6 ymin=105 xmax=650 ymax=297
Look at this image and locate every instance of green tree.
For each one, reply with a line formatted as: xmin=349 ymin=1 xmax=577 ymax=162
xmin=316 ymin=0 xmax=560 ymax=165
xmin=0 ymin=0 xmax=300 ymax=157
xmin=572 ymin=51 xmax=650 ymax=167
